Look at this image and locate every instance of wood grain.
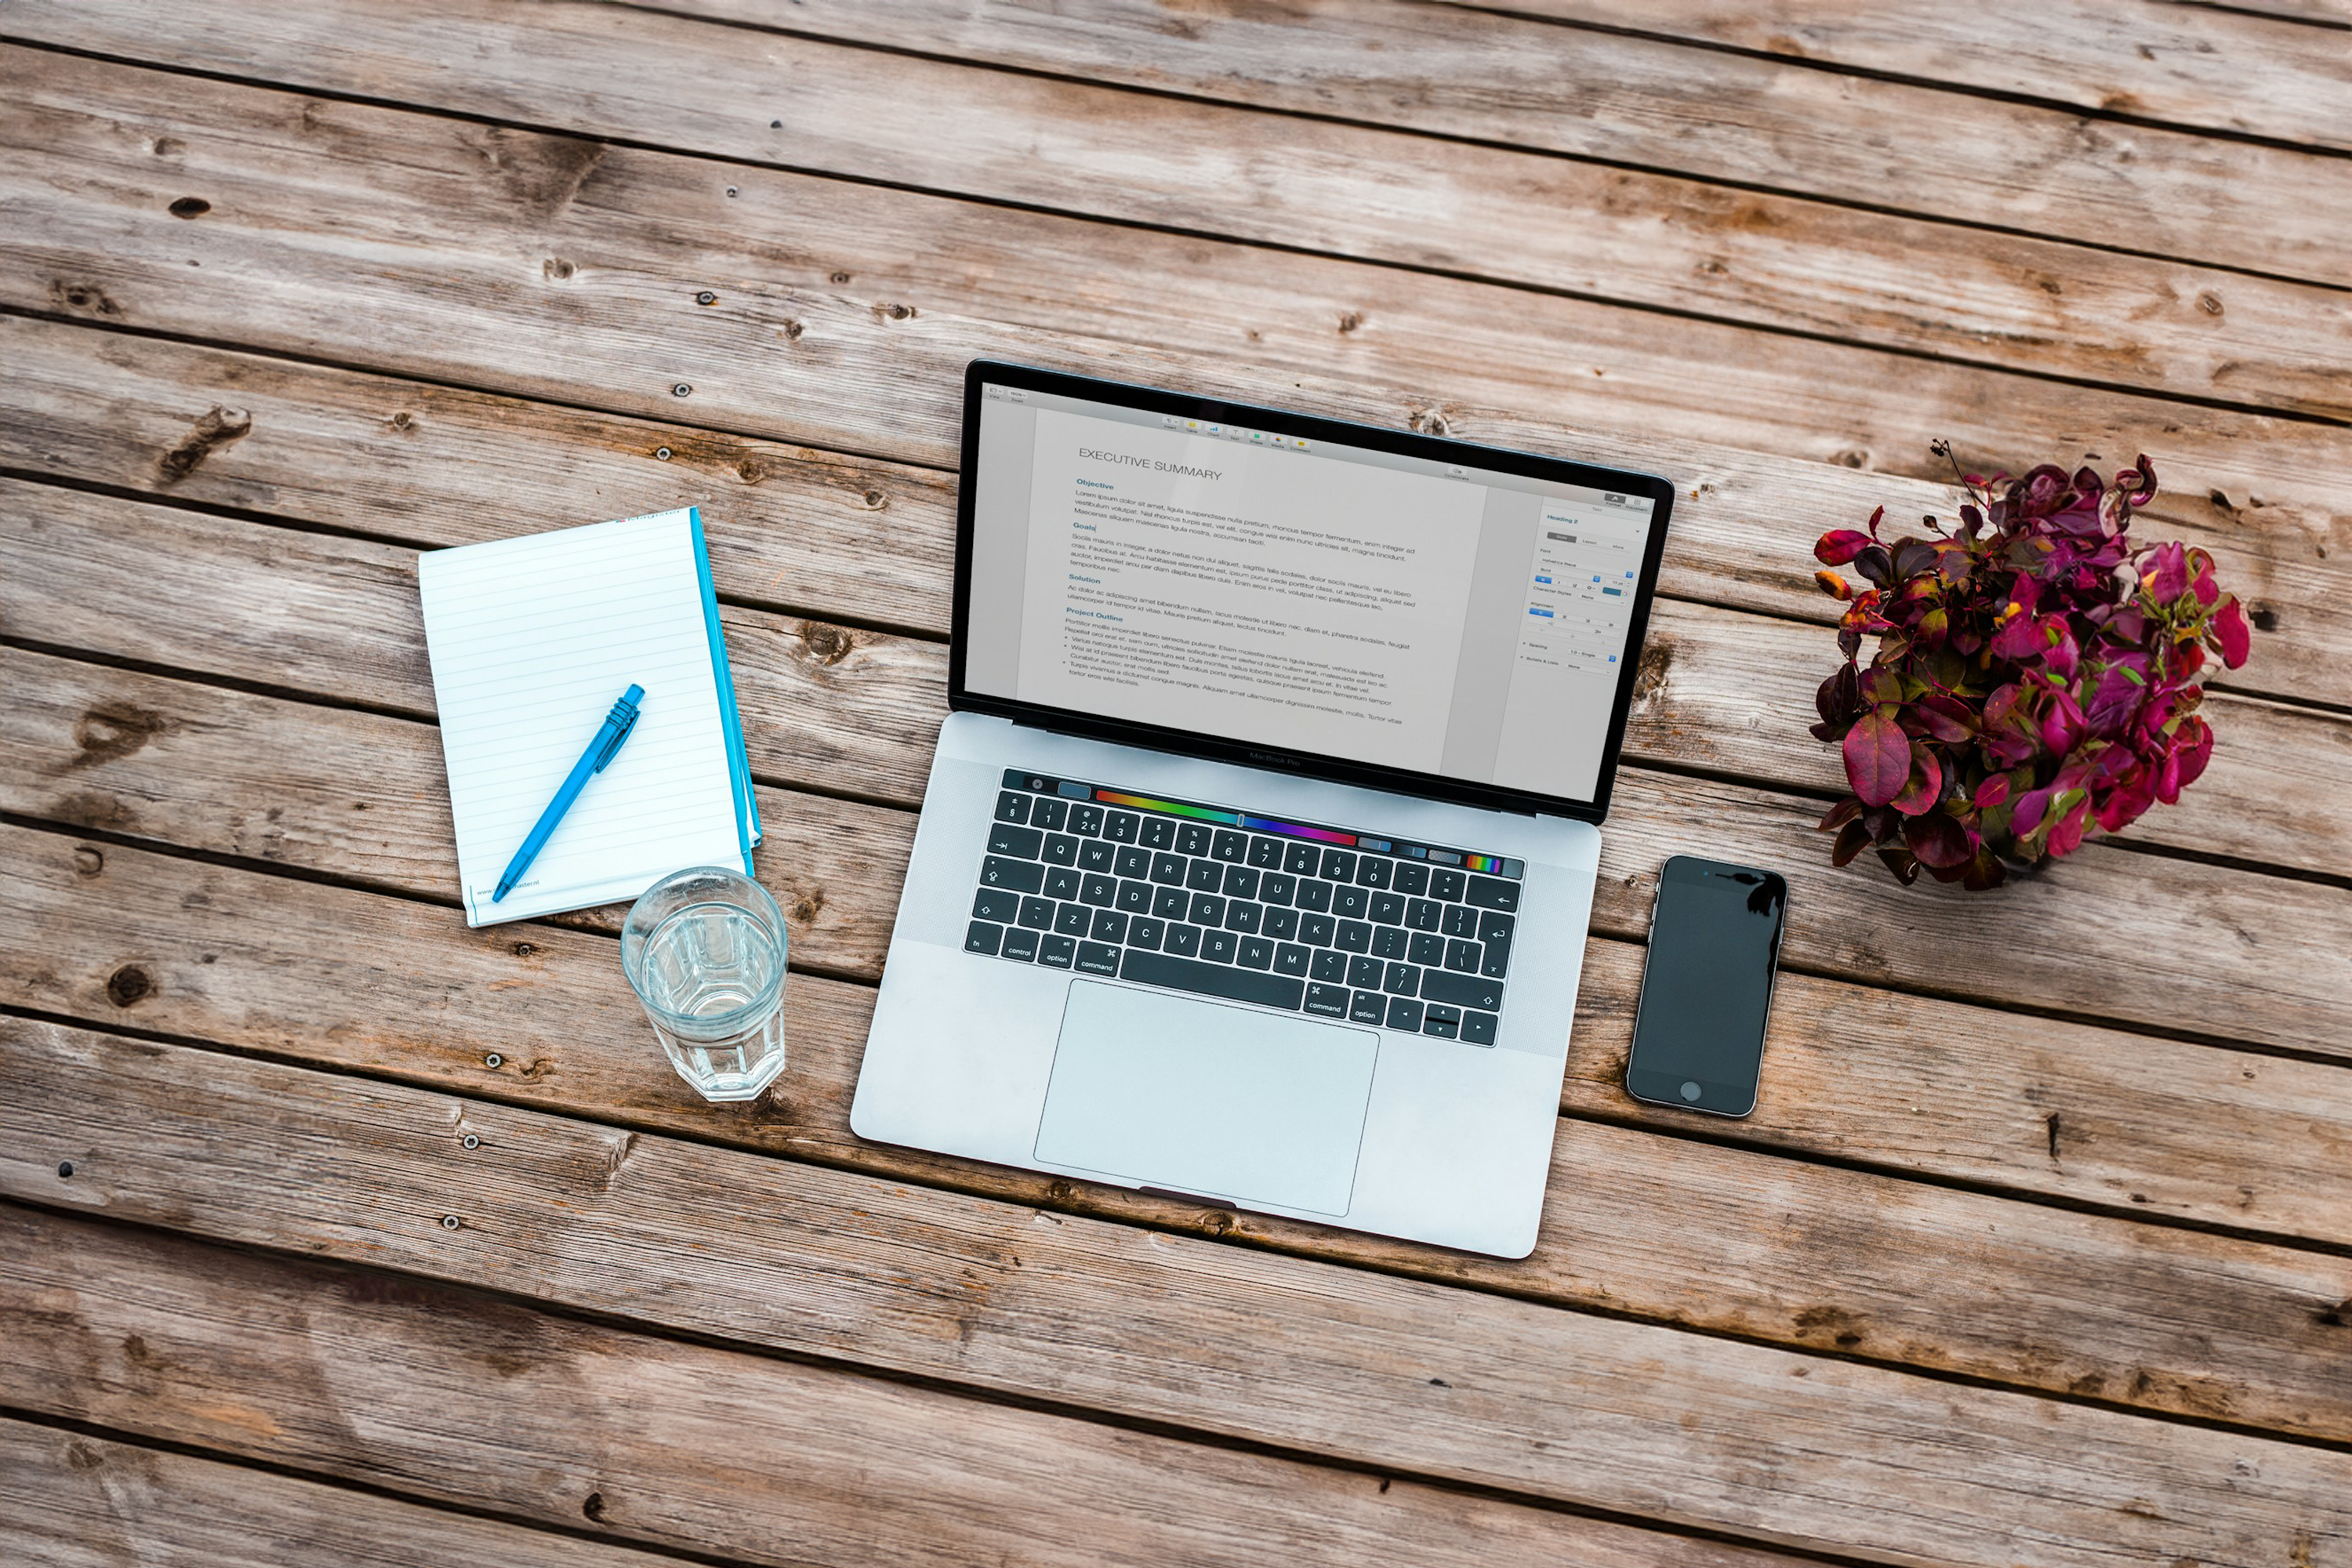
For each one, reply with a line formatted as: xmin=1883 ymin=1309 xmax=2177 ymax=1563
xmin=7 ymin=828 xmax=2351 ymax=1443
xmin=5 ymin=1217 xmax=1780 ymax=1568
xmin=15 ymin=0 xmax=2352 ymax=419
xmin=2 ymin=49 xmax=2342 ymax=712
xmin=6 ymin=1016 xmax=2350 ymax=1568
xmin=14 ymin=648 xmax=2352 ymax=1251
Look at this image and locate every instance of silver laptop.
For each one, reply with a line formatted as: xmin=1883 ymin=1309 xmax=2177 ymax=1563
xmin=852 ymin=362 xmax=1672 ymax=1258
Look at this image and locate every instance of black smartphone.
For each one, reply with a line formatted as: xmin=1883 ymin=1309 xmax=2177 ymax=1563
xmin=1624 ymin=855 xmax=1789 ymax=1117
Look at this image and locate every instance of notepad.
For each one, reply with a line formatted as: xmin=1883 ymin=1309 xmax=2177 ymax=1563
xmin=416 ymin=507 xmax=760 ymax=926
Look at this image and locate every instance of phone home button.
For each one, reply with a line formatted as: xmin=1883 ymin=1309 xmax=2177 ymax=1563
xmin=1679 ymin=1080 xmax=1701 ymax=1102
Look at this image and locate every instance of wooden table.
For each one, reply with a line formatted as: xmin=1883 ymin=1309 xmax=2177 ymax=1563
xmin=5 ymin=3 xmax=2350 ymax=1562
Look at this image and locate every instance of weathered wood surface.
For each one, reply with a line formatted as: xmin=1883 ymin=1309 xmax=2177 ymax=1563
xmin=8 ymin=829 xmax=2350 ymax=1444
xmin=12 ymin=486 xmax=2348 ymax=1057
xmin=641 ymin=0 xmax=2352 ymax=285
xmin=6 ymin=1018 xmax=2350 ymax=1568
xmin=5 ymin=45 xmax=2347 ymax=714
xmin=18 ymin=0 xmax=2352 ymax=419
xmin=5 ymin=1215 xmax=1767 ymax=1568
xmin=16 ymin=648 xmax=2352 ymax=1253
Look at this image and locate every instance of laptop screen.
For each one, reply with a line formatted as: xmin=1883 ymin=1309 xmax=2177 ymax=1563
xmin=956 ymin=365 xmax=1670 ymax=816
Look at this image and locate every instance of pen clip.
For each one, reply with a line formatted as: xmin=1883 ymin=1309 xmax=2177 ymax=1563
xmin=592 ymin=699 xmax=640 ymax=771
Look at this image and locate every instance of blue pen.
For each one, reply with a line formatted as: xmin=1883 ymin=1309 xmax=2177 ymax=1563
xmin=493 ymin=684 xmax=644 ymax=903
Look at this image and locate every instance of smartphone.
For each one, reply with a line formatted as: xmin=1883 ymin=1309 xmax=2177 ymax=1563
xmin=1624 ymin=855 xmax=1789 ymax=1117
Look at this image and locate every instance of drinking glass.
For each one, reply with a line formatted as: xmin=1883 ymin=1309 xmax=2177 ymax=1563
xmin=621 ymin=866 xmax=788 ymax=1102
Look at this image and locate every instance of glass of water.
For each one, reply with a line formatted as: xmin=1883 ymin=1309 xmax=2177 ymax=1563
xmin=621 ymin=866 xmax=789 ymax=1102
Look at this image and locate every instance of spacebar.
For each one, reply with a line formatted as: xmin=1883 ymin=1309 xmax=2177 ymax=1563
xmin=1119 ymin=950 xmax=1305 ymax=1011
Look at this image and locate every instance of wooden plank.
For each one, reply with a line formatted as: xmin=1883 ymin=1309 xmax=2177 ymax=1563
xmin=0 ymin=1418 xmax=692 ymax=1568
xmin=7 ymin=828 xmax=2351 ymax=1444
xmin=1461 ymin=0 xmax=2352 ymax=151
xmin=2 ymin=1219 xmax=1766 ymax=1568
xmin=12 ymin=648 xmax=2352 ymax=1249
xmin=5 ymin=1017 xmax=2350 ymax=1567
xmin=15 ymin=1 xmax=2352 ymax=421
xmin=639 ymin=0 xmax=2352 ymax=287
xmin=12 ymin=490 xmax=2350 ymax=1057
xmin=1 ymin=51 xmax=2341 ymax=713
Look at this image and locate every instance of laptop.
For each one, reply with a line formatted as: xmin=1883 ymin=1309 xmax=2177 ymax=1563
xmin=851 ymin=361 xmax=1672 ymax=1258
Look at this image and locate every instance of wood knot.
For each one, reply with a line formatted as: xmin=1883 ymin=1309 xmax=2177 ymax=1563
xmin=2250 ymin=606 xmax=2280 ymax=633
xmin=1630 ymin=641 xmax=1674 ymax=704
xmin=1833 ymin=448 xmax=1870 ymax=469
xmin=1047 ymin=1181 xmax=1074 ymax=1203
xmin=73 ymin=847 xmax=104 ymax=878
xmin=582 ymin=1491 xmax=608 ymax=1523
xmin=105 ymin=965 xmax=153 ymax=1007
xmin=1337 ymin=310 xmax=1363 ymax=334
xmin=72 ymin=702 xmax=172 ymax=767
xmin=872 ymin=301 xmax=917 ymax=321
xmin=66 ymin=1440 xmax=104 ymax=1472
xmin=781 ymin=319 xmax=804 ymax=341
xmin=158 ymin=407 xmax=251 ymax=484
xmin=1408 ymin=405 xmax=1456 ymax=437
xmin=1200 ymin=1210 xmax=1234 ymax=1236
xmin=798 ymin=622 xmax=852 ymax=665
xmin=390 ymin=411 xmax=414 ymax=431
xmin=52 ymin=280 xmax=123 ymax=318
xmin=737 ymin=459 xmax=764 ymax=484
xmin=543 ymin=257 xmax=575 ymax=280
xmin=510 ymin=941 xmax=538 ymax=958
xmin=168 ymin=197 xmax=211 ymax=219
xmin=829 ymin=270 xmax=851 ymax=285
xmin=2197 ymin=292 xmax=2223 ymax=317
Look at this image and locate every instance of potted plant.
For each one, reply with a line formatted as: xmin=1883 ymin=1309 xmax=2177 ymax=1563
xmin=1809 ymin=448 xmax=2251 ymax=889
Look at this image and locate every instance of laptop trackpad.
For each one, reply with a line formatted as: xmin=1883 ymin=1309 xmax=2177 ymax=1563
xmin=1033 ymin=981 xmax=1380 ymax=1217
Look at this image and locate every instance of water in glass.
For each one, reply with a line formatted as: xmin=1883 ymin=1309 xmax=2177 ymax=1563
xmin=622 ymin=866 xmax=787 ymax=1102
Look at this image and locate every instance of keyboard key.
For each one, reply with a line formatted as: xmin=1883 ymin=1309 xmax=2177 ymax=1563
xmin=1300 ymin=913 xmax=1338 ymax=946
xmin=1115 ymin=845 xmax=1151 ymax=879
xmin=1078 ymin=840 xmax=1116 ymax=874
xmin=1141 ymin=817 xmax=1176 ymax=850
xmin=1069 ymin=804 xmax=1104 ymax=837
xmin=1247 ymin=835 xmax=1287 ymax=868
xmin=1104 ymin=811 xmax=1140 ymax=843
xmin=994 ymin=791 xmax=1031 ymax=825
xmin=1405 ymin=898 xmax=1442 ymax=931
xmin=1321 ymin=849 xmax=1356 ymax=882
xmin=1284 ymin=843 xmax=1321 ymax=876
xmin=1186 ymin=859 xmax=1224 ymax=893
xmin=1163 ymin=924 xmax=1202 ymax=957
xmin=1153 ymin=887 xmax=1190 ymax=920
xmin=1211 ymin=829 xmax=1249 ymax=862
xmin=982 ymin=856 xmax=1044 ymax=894
xmin=1263 ymin=906 xmax=1299 ymax=941
xmin=1189 ymin=893 xmax=1225 ymax=927
xmin=1422 ymin=972 xmax=1505 ymax=1013
xmin=1116 ymin=879 xmax=1153 ymax=913
xmin=1431 ymin=868 xmax=1466 ymax=902
xmin=1033 ymin=798 xmax=1068 ymax=832
xmin=1127 ymin=917 xmax=1165 ymax=950
xmin=1258 ymin=872 xmax=1296 ymax=906
xmin=1002 ymin=927 xmax=1040 ymax=963
xmin=1273 ymin=942 xmax=1310 ymax=977
xmin=1176 ymin=823 xmax=1213 ymax=856
xmin=1123 ymin=949 xmax=1305 ymax=1011
xmin=1336 ymin=920 xmax=1373 ymax=953
xmin=1150 ymin=852 xmax=1188 ymax=885
xmin=1479 ymin=910 xmax=1515 ymax=942
xmin=1018 ymin=896 xmax=1055 ymax=931
xmin=1294 ymin=880 xmax=1333 ymax=914
xmin=1481 ymin=937 xmax=1512 ymax=979
xmin=1369 ymin=891 xmax=1405 ymax=925
xmin=1044 ymin=866 xmax=1082 ymax=900
xmin=1461 ymin=1010 xmax=1498 ymax=1047
xmin=1333 ymin=885 xmax=1369 ymax=920
xmin=965 ymin=920 xmax=1004 ymax=956
xmin=1091 ymin=908 xmax=1128 ymax=943
xmin=1310 ymin=949 xmax=1348 ymax=984
xmin=1422 ymin=1003 xmax=1461 ymax=1039
xmin=973 ymin=887 xmax=1022 ymax=924
xmin=1408 ymin=931 xmax=1446 ymax=967
xmin=1054 ymin=903 xmax=1091 ymax=937
xmin=1385 ymin=996 xmax=1424 ymax=1033
xmin=1442 ymin=905 xmax=1479 ymax=938
xmin=1382 ymin=961 xmax=1420 ymax=996
xmin=1348 ymin=989 xmax=1386 ymax=1025
xmin=1356 ymin=857 xmax=1392 ymax=890
xmin=1225 ymin=902 xmax=1262 ymax=935
xmin=1042 ymin=833 xmax=1080 ymax=866
xmin=1222 ymin=865 xmax=1259 ymax=899
xmin=1347 ymin=954 xmax=1384 ymax=989
xmin=1076 ymin=941 xmax=1121 ymax=976
xmin=1371 ymin=925 xmax=1408 ymax=960
xmin=1238 ymin=935 xmax=1275 ymax=970
xmin=1039 ymin=934 xmax=1076 ymax=967
xmin=1305 ymin=982 xmax=1351 ymax=1018
xmin=1392 ymin=862 xmax=1429 ymax=896
xmin=1080 ymin=874 xmax=1117 ymax=907
xmin=1466 ymin=875 xmax=1520 ymax=912
xmin=988 ymin=822 xmax=1044 ymax=858
xmin=1444 ymin=938 xmax=1480 ymax=973
xmin=1201 ymin=929 xmax=1239 ymax=964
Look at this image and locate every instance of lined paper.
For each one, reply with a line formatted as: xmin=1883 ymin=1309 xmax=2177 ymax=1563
xmin=417 ymin=510 xmax=752 ymax=926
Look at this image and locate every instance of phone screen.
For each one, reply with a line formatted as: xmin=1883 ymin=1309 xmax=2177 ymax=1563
xmin=1624 ymin=856 xmax=1788 ymax=1117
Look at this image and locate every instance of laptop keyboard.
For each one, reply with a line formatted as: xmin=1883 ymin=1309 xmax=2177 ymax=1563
xmin=966 ymin=769 xmax=1523 ymax=1046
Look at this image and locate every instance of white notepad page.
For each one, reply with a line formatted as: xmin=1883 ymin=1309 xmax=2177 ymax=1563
xmin=417 ymin=511 xmax=752 ymax=926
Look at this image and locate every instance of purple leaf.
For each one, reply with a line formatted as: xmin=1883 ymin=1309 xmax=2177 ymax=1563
xmin=2211 ymin=599 xmax=2252 ymax=668
xmin=1888 ymin=742 xmax=1944 ymax=818
xmin=1902 ymin=809 xmax=1973 ymax=869
xmin=1842 ymin=709 xmax=1911 ymax=808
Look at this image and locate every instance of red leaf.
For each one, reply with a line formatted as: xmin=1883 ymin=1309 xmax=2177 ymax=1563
xmin=2046 ymin=794 xmax=2091 ymax=857
xmin=1889 ymin=743 xmax=1944 ymax=818
xmin=1973 ymin=775 xmax=2011 ymax=810
xmin=1817 ymin=797 xmax=1863 ymax=833
xmin=1815 ymin=529 xmax=1874 ymax=565
xmin=1902 ymin=810 xmax=1973 ymax=869
xmin=1831 ymin=818 xmax=1875 ymax=867
xmin=1842 ymin=709 xmax=1911 ymax=808
xmin=2211 ymin=599 xmax=2252 ymax=669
